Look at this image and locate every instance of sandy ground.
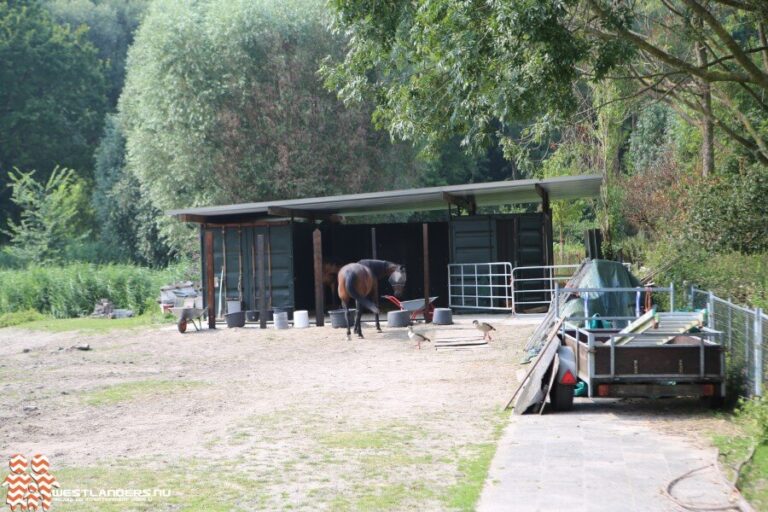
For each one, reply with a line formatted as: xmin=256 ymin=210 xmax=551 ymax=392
xmin=0 ymin=315 xmax=536 ymax=511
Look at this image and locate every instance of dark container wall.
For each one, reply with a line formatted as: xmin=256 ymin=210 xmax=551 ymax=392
xmin=201 ymin=224 xmax=294 ymax=316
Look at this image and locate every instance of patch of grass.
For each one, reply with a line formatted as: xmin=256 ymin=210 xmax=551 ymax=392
xmin=0 ymin=309 xmax=45 ymax=328
xmin=716 ymin=436 xmax=768 ymax=510
xmin=329 ymin=483 xmax=433 ymax=512
xmin=319 ymin=428 xmax=414 ymax=450
xmin=17 ymin=313 xmax=174 ymax=333
xmin=53 ymin=459 xmax=261 ymax=511
xmin=83 ymin=379 xmax=204 ymax=406
xmin=713 ymin=397 xmax=768 ymax=510
xmin=741 ymin=444 xmax=768 ymax=509
xmin=442 ymin=409 xmax=510 ymax=512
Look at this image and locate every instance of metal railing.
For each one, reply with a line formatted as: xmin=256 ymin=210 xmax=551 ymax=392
xmin=510 ymin=264 xmax=580 ymax=313
xmin=690 ymin=287 xmax=766 ymax=397
xmin=448 ymin=262 xmax=513 ymax=311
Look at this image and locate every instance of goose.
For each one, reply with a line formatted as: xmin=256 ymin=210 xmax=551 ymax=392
xmin=473 ymin=320 xmax=496 ymax=341
xmin=407 ymin=326 xmax=431 ymax=350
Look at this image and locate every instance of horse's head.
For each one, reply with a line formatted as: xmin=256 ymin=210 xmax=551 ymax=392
xmin=389 ymin=265 xmax=406 ymax=298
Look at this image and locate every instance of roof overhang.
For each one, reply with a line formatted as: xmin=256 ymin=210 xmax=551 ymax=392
xmin=168 ymin=175 xmax=602 ymax=223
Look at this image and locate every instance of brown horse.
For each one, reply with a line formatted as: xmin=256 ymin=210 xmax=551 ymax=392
xmin=337 ymin=259 xmax=406 ymax=339
xmin=322 ymin=262 xmax=341 ymax=307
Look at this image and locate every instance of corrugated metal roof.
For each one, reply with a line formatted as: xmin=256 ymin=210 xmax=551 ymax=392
xmin=168 ymin=174 xmax=602 ymax=221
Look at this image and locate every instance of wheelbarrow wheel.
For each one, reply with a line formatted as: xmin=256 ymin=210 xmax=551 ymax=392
xmin=177 ymin=318 xmax=187 ymax=334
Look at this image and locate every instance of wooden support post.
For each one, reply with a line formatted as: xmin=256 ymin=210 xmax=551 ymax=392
xmin=423 ymin=223 xmax=431 ymax=323
xmin=313 ymin=229 xmax=325 ymax=327
xmin=257 ymin=234 xmax=267 ymax=329
xmin=371 ymin=227 xmax=377 ymax=259
xmin=205 ymin=230 xmax=216 ymax=329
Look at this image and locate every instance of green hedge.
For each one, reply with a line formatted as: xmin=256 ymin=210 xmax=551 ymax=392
xmin=0 ymin=263 xmax=191 ymax=318
xmin=643 ymin=245 xmax=768 ymax=310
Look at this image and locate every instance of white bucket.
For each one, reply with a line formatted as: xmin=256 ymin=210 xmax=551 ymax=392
xmin=294 ymin=310 xmax=309 ymax=328
xmin=273 ymin=311 xmax=290 ymax=329
xmin=227 ymin=300 xmax=242 ymax=313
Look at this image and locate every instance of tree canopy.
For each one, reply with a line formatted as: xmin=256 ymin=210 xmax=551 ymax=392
xmin=0 ymin=0 xmax=107 ymax=232
xmin=45 ymin=0 xmax=149 ymax=107
xmin=325 ymin=0 xmax=768 ymax=170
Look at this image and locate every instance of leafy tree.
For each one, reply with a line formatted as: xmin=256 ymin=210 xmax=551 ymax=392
xmin=120 ymin=0 xmax=426 ymax=250
xmin=324 ymin=0 xmax=768 ymax=171
xmin=627 ymin=103 xmax=674 ymax=174
xmin=92 ymin=114 xmax=172 ymax=266
xmin=3 ymin=167 xmax=89 ymax=263
xmin=687 ymin=165 xmax=768 ymax=254
xmin=0 ymin=0 xmax=107 ymax=232
xmin=45 ymin=0 xmax=149 ymax=107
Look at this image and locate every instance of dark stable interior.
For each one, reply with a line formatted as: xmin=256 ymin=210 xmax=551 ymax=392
xmin=292 ymin=222 xmax=450 ymax=313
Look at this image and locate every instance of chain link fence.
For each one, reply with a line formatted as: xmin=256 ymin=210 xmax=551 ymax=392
xmin=691 ymin=288 xmax=766 ymax=397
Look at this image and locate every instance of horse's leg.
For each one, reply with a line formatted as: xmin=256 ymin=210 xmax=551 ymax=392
xmin=373 ymin=281 xmax=382 ymax=332
xmin=355 ymin=300 xmax=364 ymax=338
xmin=342 ymin=299 xmax=351 ymax=340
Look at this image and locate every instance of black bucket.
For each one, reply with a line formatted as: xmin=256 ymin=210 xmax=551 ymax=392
xmin=225 ymin=311 xmax=246 ymax=328
xmin=330 ymin=309 xmax=356 ymax=328
xmin=245 ymin=310 xmax=259 ymax=322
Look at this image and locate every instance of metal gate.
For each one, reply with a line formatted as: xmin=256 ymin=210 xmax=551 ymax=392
xmin=448 ymin=262 xmax=513 ymax=310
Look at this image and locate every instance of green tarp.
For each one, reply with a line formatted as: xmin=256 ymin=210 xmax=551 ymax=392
xmin=560 ymin=259 xmax=642 ymax=328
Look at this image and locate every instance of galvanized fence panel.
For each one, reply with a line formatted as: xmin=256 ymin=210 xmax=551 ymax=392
xmin=691 ymin=288 xmax=765 ymax=397
xmin=448 ymin=262 xmax=513 ymax=311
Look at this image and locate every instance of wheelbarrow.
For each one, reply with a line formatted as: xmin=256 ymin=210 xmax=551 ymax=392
xmin=170 ymin=307 xmax=206 ymax=333
xmin=382 ymin=296 xmax=438 ymax=322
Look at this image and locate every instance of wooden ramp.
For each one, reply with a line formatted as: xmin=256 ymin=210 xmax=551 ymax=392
xmin=433 ymin=327 xmax=488 ymax=351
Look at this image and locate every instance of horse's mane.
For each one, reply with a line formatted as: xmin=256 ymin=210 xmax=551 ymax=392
xmin=357 ymin=259 xmax=397 ymax=277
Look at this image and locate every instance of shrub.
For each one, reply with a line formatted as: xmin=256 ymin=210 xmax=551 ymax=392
xmin=0 ymin=310 xmax=45 ymax=328
xmin=0 ymin=263 xmax=192 ymax=318
xmin=687 ymin=166 xmax=768 ymax=255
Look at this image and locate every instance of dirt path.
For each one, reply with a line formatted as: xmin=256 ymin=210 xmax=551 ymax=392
xmin=0 ymin=317 xmax=536 ymax=511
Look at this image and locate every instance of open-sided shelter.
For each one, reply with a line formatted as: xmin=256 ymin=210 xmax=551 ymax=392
xmin=168 ymin=175 xmax=602 ymax=326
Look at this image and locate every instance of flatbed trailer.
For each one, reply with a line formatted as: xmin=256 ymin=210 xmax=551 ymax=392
xmin=510 ymin=284 xmax=726 ymax=413
xmin=560 ymin=324 xmax=725 ymax=403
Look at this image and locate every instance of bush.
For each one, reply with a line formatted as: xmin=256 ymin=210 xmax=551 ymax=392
xmin=645 ymin=245 xmax=768 ymax=309
xmin=0 ymin=263 xmax=192 ymax=318
xmin=687 ymin=166 xmax=768 ymax=255
xmin=0 ymin=310 xmax=45 ymax=328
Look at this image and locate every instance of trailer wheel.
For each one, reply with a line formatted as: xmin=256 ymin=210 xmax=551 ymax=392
xmin=177 ymin=318 xmax=187 ymax=334
xmin=550 ymin=381 xmax=575 ymax=411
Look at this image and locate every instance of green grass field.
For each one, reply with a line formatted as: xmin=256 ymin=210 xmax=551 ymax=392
xmin=0 ymin=310 xmax=174 ymax=332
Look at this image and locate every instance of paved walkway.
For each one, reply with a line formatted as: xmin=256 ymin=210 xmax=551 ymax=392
xmin=478 ymin=399 xmax=738 ymax=512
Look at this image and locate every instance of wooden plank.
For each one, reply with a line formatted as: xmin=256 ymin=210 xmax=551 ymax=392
xmin=535 ymin=184 xmax=550 ymax=214
xmin=371 ymin=227 xmax=377 ymax=259
xmin=506 ymin=317 xmax=565 ymax=412
xmin=423 ymin=223 xmax=430 ymax=323
xmin=250 ymin=230 xmax=256 ymax=313
xmin=267 ymin=206 xmax=343 ymax=223
xmin=442 ymin=192 xmax=476 ymax=214
xmin=313 ymin=229 xmax=325 ymax=327
xmin=257 ymin=234 xmax=267 ymax=329
xmin=178 ymin=213 xmax=209 ymax=224
xmin=435 ymin=340 xmax=488 ymax=347
xmin=204 ymin=230 xmax=216 ymax=329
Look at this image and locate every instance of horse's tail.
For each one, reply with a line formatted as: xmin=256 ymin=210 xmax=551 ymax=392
xmin=344 ymin=271 xmax=379 ymax=314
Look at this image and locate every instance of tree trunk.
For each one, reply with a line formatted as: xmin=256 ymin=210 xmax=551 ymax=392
xmin=695 ymin=23 xmax=714 ymax=177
